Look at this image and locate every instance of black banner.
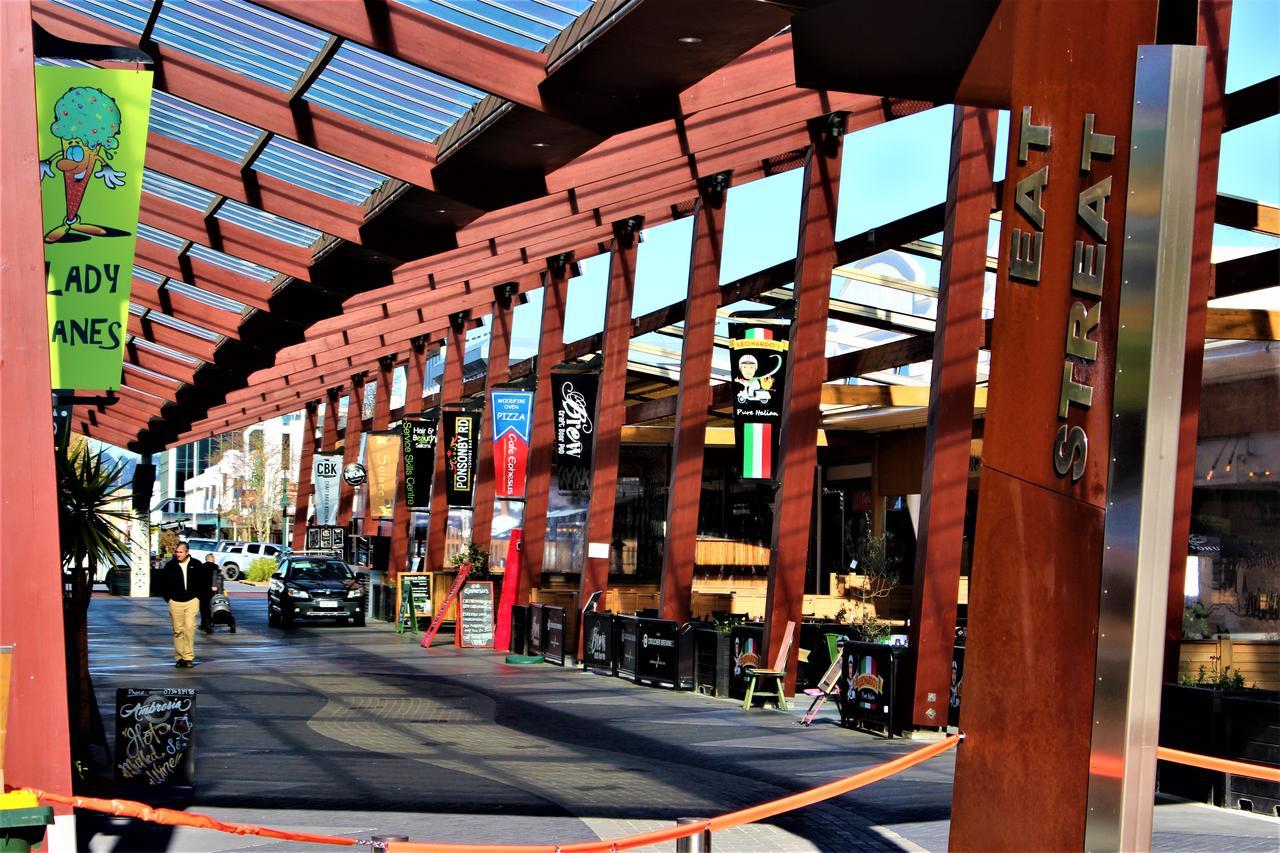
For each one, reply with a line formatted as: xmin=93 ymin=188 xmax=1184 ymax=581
xmin=543 ymin=606 xmax=566 ymax=666
xmin=443 ymin=410 xmax=478 ymax=508
xmin=552 ymin=371 xmax=598 ymax=494
xmin=636 ymin=618 xmax=680 ymax=688
xmin=400 ymin=417 xmax=437 ymax=509
xmin=582 ymin=610 xmax=614 ymax=675
xmin=616 ymin=615 xmax=639 ymax=679
xmin=458 ymin=581 xmax=495 ymax=648
xmin=728 ymin=312 xmax=791 ymax=480
xmin=528 ymin=603 xmax=544 ymax=655
xmin=305 ymin=525 xmax=345 ymax=558
xmin=114 ymin=688 xmax=196 ymax=788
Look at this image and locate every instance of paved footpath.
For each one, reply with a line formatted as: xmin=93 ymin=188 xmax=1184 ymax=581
xmin=77 ymin=590 xmax=1280 ymax=852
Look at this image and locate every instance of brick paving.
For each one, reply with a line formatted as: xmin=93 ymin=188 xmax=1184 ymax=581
xmin=76 ymin=590 xmax=1280 ymax=851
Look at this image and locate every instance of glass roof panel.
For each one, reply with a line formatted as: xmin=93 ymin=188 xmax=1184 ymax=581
xmin=393 ymin=0 xmax=594 ymax=51
xmin=48 ymin=0 xmax=152 ymax=35
xmin=167 ymin=280 xmax=246 ymax=313
xmin=142 ymin=169 xmax=218 ymax=211
xmin=150 ymin=0 xmax=330 ymax=92
xmin=132 ymin=266 xmax=166 ymax=286
xmin=136 ymin=223 xmax=188 ymax=251
xmin=215 ymin=200 xmax=324 ymax=248
xmin=149 ymin=91 xmax=259 ymax=161
xmin=305 ymin=42 xmax=485 ymax=143
xmin=186 ymin=243 xmax=278 ymax=282
xmin=253 ymin=136 xmax=389 ymax=204
xmin=128 ymin=302 xmax=220 ymax=341
xmin=129 ymin=337 xmax=200 ymax=364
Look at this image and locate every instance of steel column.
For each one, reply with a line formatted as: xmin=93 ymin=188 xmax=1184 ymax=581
xmin=292 ymin=401 xmax=319 ymax=546
xmin=906 ymin=107 xmax=996 ymax=727
xmin=659 ymin=174 xmax=731 ymax=623
xmin=472 ymin=288 xmax=517 ymax=551
xmin=517 ymin=260 xmax=570 ymax=603
xmin=1164 ymin=0 xmax=1232 ymax=684
xmin=361 ymin=357 xmax=394 ymax=536
xmin=389 ymin=341 xmax=428 ymax=580
xmin=426 ymin=319 xmax=466 ymax=571
xmin=762 ymin=116 xmax=844 ymax=693
xmin=0 ymin=0 xmax=74 ymax=812
xmin=336 ymin=373 xmax=365 ymax=527
xmin=579 ymin=219 xmax=642 ymax=646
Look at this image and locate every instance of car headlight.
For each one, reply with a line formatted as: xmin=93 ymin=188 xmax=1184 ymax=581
xmin=287 ymin=588 xmax=310 ymax=599
xmin=347 ymin=589 xmax=362 ymax=598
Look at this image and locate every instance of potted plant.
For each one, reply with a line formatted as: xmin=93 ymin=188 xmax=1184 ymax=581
xmin=691 ymin=617 xmax=736 ymax=697
xmin=447 ymin=540 xmax=489 ymax=581
xmin=838 ymin=519 xmax=899 ymax=643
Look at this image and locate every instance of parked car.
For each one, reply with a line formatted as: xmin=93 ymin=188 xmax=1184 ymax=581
xmin=267 ymin=556 xmax=367 ymax=629
xmin=214 ymin=542 xmax=283 ymax=581
xmin=182 ymin=538 xmax=223 ymax=558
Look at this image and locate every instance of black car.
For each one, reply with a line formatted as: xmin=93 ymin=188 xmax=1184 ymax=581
xmin=267 ymin=557 xmax=367 ymax=629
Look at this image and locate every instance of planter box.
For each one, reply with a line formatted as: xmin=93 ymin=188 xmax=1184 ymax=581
xmin=691 ymin=628 xmax=732 ymax=697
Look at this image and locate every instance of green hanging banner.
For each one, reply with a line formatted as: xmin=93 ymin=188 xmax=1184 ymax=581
xmin=36 ymin=65 xmax=153 ymax=391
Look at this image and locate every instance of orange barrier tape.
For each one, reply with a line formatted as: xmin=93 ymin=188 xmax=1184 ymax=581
xmin=1157 ymin=746 xmax=1280 ymax=782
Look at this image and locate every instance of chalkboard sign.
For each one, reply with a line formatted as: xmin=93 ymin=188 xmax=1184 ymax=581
xmin=543 ymin=606 xmax=566 ymax=666
xmin=114 ymin=688 xmax=196 ymax=788
xmin=528 ymin=603 xmax=544 ymax=655
xmin=399 ymin=573 xmax=431 ymax=617
xmin=582 ymin=610 xmax=614 ymax=675
xmin=458 ymin=582 xmax=495 ymax=648
xmin=616 ymin=615 xmax=639 ymax=680
xmin=636 ymin=618 xmax=680 ymax=688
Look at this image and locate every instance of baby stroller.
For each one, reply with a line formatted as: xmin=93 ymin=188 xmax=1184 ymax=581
xmin=208 ymin=577 xmax=236 ymax=633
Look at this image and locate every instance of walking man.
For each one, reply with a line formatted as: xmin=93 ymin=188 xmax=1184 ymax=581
xmin=158 ymin=543 xmax=214 ymax=667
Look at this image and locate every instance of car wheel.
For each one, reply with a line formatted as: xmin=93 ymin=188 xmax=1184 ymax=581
xmin=352 ymin=614 xmax=365 ymax=628
xmin=222 ymin=564 xmax=240 ymax=582
xmin=268 ymin=607 xmax=280 ymax=628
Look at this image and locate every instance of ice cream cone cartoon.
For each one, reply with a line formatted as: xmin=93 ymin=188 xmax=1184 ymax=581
xmin=39 ymin=86 xmax=127 ymax=243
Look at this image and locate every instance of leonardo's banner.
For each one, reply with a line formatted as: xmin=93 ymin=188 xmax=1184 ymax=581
xmin=728 ymin=313 xmax=791 ymax=479
xmin=312 ymin=453 xmax=342 ymax=526
xmin=364 ymin=431 xmax=400 ymax=519
xmin=552 ymin=371 xmax=597 ymax=494
xmin=444 ymin=410 xmax=478 ymax=508
xmin=490 ymin=389 xmax=533 ymax=499
xmin=400 ymin=417 xmax=437 ymax=509
xmin=36 ymin=66 xmax=153 ymax=390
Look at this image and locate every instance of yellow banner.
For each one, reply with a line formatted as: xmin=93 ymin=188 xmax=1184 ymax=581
xmin=36 ymin=66 xmax=153 ymax=390
xmin=365 ymin=432 xmax=401 ymax=519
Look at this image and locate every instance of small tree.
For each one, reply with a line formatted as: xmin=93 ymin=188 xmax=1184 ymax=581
xmin=210 ymin=430 xmax=289 ymax=543
xmin=839 ymin=517 xmax=899 ymax=642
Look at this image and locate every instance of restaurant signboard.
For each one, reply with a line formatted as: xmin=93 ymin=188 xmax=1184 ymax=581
xmin=311 ymin=453 xmax=342 ymax=526
xmin=728 ymin=312 xmax=791 ymax=480
xmin=552 ymin=371 xmax=597 ymax=494
xmin=490 ymin=389 xmax=533 ymax=499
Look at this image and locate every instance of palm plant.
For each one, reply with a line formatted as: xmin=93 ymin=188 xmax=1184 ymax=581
xmin=57 ymin=430 xmax=132 ymax=777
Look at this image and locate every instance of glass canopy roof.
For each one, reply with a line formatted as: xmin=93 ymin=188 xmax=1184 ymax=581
xmin=395 ymin=0 xmax=595 ymax=51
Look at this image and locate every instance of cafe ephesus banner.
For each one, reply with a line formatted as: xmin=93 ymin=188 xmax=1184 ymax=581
xmin=364 ymin=431 xmax=401 ymax=519
xmin=311 ymin=453 xmax=342 ymax=526
xmin=728 ymin=312 xmax=791 ymax=480
xmin=36 ymin=66 xmax=153 ymax=390
xmin=490 ymin=389 xmax=533 ymax=499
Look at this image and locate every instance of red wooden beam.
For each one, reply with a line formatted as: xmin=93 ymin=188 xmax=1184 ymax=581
xmin=121 ymin=363 xmax=184 ymax=403
xmin=763 ymin=117 xmax=844 ymax=695
xmin=130 ymin=275 xmax=242 ymax=340
xmin=126 ymin=338 xmax=201 ymax=383
xmin=905 ymin=106 xmax=996 ymax=727
xmin=659 ymin=174 xmax=730 ymax=622
xmin=292 ymin=401 xmax=319 ymax=546
xmin=472 ymin=291 xmax=516 ymax=552
xmin=251 ymin=0 xmax=547 ymax=111
xmin=337 ymin=373 xmax=365 ymax=526
xmin=579 ymin=220 xmax=641 ymax=642
xmin=134 ymin=237 xmax=273 ymax=311
xmin=517 ymin=262 xmax=569 ymax=602
xmin=426 ymin=319 xmax=466 ymax=571
xmin=128 ymin=313 xmax=219 ymax=363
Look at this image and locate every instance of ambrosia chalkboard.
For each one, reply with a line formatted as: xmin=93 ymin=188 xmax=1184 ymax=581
xmin=458 ymin=581 xmax=495 ymax=648
xmin=114 ymin=688 xmax=196 ymax=788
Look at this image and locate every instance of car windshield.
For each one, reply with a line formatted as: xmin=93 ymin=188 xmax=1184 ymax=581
xmin=291 ymin=560 xmax=352 ymax=581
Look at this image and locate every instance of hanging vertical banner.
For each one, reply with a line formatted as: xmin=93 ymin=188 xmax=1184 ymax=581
xmin=400 ymin=416 xmax=437 ymax=509
xmin=490 ymin=389 xmax=533 ymax=499
xmin=36 ymin=66 xmax=153 ymax=390
xmin=364 ymin=431 xmax=400 ymax=519
xmin=311 ymin=453 xmax=342 ymax=526
xmin=552 ymin=371 xmax=598 ymax=494
xmin=728 ymin=312 xmax=791 ymax=479
xmin=444 ymin=410 xmax=478 ymax=508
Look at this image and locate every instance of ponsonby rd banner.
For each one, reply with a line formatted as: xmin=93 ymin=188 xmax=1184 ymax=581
xmin=401 ymin=416 xmax=437 ymax=509
xmin=364 ymin=431 xmax=401 ymax=519
xmin=444 ymin=410 xmax=478 ymax=508
xmin=311 ymin=453 xmax=342 ymax=526
xmin=36 ymin=66 xmax=153 ymax=390
xmin=728 ymin=311 xmax=791 ymax=479
xmin=552 ymin=371 xmax=598 ymax=493
xmin=490 ymin=389 xmax=533 ymax=499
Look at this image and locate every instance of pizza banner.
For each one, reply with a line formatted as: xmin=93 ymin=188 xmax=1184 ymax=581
xmin=490 ymin=389 xmax=533 ymax=499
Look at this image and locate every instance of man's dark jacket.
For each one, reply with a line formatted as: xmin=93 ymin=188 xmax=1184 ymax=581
xmin=157 ymin=557 xmax=213 ymax=603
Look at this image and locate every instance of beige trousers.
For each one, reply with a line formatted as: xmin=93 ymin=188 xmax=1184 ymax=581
xmin=168 ymin=598 xmax=199 ymax=662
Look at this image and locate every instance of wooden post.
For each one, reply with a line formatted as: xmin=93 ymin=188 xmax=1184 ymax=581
xmin=336 ymin=373 xmax=365 ymax=527
xmin=517 ymin=258 xmax=570 ymax=603
xmin=906 ymin=106 xmax=996 ymax=727
xmin=426 ymin=316 xmax=467 ymax=571
xmin=579 ymin=218 xmax=642 ymax=648
xmin=1164 ymin=0 xmax=1232 ymax=683
xmin=762 ymin=115 xmax=844 ymax=694
xmin=389 ymin=339 xmax=428 ymax=581
xmin=472 ymin=285 xmax=517 ymax=552
xmin=361 ymin=356 xmax=394 ymax=536
xmin=659 ymin=174 xmax=731 ymax=623
xmin=0 ymin=0 xmax=74 ymax=806
xmin=291 ymin=400 xmax=319 ymax=547
xmin=321 ymin=386 xmax=341 ymax=451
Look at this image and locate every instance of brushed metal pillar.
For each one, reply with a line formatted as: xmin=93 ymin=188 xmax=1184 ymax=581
xmin=1084 ymin=44 xmax=1205 ymax=852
